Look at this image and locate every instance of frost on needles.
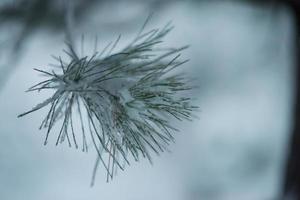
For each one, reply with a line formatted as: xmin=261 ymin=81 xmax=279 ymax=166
xmin=18 ymin=21 xmax=198 ymax=184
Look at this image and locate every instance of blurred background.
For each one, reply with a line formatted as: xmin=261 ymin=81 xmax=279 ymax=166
xmin=0 ymin=0 xmax=297 ymax=200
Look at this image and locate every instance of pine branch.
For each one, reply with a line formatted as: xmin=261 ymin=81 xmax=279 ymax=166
xmin=18 ymin=21 xmax=198 ymax=184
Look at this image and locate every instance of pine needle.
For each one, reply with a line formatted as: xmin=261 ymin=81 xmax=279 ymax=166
xmin=18 ymin=21 xmax=198 ymax=184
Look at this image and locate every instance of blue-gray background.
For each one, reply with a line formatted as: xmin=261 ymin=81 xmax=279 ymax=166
xmin=0 ymin=1 xmax=294 ymax=199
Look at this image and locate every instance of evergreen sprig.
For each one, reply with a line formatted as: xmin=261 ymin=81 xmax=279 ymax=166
xmin=18 ymin=21 xmax=197 ymax=184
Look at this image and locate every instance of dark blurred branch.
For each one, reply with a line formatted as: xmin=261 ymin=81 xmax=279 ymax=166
xmin=0 ymin=0 xmax=99 ymax=50
xmin=282 ymin=0 xmax=300 ymax=199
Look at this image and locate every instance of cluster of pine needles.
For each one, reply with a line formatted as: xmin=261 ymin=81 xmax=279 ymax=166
xmin=18 ymin=20 xmax=197 ymax=185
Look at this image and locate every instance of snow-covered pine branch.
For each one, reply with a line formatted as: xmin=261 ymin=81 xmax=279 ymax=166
xmin=18 ymin=21 xmax=197 ymax=184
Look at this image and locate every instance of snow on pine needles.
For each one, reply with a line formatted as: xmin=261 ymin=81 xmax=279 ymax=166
xmin=18 ymin=22 xmax=197 ymax=184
